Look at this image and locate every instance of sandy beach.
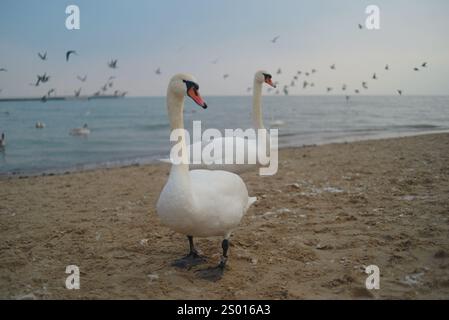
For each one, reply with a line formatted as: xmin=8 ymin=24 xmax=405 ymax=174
xmin=1 ymin=133 xmax=448 ymax=299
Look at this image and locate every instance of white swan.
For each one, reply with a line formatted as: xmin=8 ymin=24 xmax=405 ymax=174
xmin=162 ymin=70 xmax=276 ymax=173
xmin=156 ymin=74 xmax=256 ymax=278
xmin=70 ymin=124 xmax=90 ymax=136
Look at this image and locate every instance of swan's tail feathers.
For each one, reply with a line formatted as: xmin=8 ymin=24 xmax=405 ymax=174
xmin=159 ymin=158 xmax=172 ymax=164
xmin=247 ymin=197 xmax=257 ymax=210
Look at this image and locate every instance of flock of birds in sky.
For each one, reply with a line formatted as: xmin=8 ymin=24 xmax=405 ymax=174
xmin=0 ymin=23 xmax=432 ymax=101
xmin=0 ymin=49 xmax=129 ymax=102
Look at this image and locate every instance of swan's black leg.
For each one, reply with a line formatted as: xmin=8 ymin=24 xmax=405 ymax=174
xmin=196 ymin=238 xmax=229 ymax=281
xmin=172 ymin=236 xmax=206 ymax=269
xmin=218 ymin=239 xmax=229 ymax=269
xmin=188 ymin=236 xmax=200 ymax=257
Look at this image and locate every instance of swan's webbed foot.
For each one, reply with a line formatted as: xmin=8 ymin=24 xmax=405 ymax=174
xmin=172 ymin=251 xmax=207 ymax=269
xmin=172 ymin=236 xmax=207 ymax=269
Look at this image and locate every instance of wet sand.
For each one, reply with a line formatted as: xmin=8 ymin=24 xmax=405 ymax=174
xmin=1 ymin=133 xmax=449 ymax=299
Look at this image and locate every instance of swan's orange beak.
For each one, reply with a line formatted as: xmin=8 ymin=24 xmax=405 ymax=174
xmin=187 ymin=87 xmax=208 ymax=109
xmin=265 ymin=77 xmax=276 ymax=88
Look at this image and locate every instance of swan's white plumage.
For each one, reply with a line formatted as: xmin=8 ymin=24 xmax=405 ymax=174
xmin=156 ymin=73 xmax=256 ymax=239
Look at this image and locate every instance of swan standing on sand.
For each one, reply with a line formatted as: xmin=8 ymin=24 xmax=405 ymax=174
xmin=177 ymin=70 xmax=276 ymax=173
xmin=70 ymin=124 xmax=90 ymax=136
xmin=157 ymin=74 xmax=257 ymax=280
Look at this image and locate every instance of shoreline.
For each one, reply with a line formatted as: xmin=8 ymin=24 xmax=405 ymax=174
xmin=2 ymin=129 xmax=449 ymax=179
xmin=0 ymin=130 xmax=449 ymax=180
xmin=1 ymin=132 xmax=448 ymax=299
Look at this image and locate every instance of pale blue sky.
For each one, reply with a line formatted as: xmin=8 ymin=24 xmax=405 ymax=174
xmin=0 ymin=0 xmax=448 ymax=96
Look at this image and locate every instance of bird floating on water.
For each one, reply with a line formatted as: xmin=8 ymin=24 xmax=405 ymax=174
xmin=35 ymin=122 xmax=46 ymax=129
xmin=0 ymin=133 xmax=5 ymax=149
xmin=70 ymin=124 xmax=90 ymax=136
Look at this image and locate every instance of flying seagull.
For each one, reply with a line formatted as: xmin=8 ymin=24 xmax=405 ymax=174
xmin=271 ymin=36 xmax=280 ymax=43
xmin=277 ymin=68 xmax=282 ymax=75
xmin=358 ymin=23 xmax=363 ymax=29
xmin=0 ymin=68 xmax=7 ymax=72
xmin=108 ymin=60 xmax=118 ymax=69
xmin=422 ymin=62 xmax=428 ymax=68
xmin=311 ymin=69 xmax=317 ymax=74
xmin=66 ymin=50 xmax=77 ymax=62
xmin=372 ymin=73 xmax=377 ymax=80
xmin=38 ymin=51 xmax=47 ymax=61
xmin=155 ymin=68 xmax=161 ymax=75
xmin=397 ymin=90 xmax=403 ymax=96
xmin=362 ymin=82 xmax=368 ymax=89
xmin=283 ymin=85 xmax=289 ymax=96
xmin=327 ymin=87 xmax=333 ymax=93
xmin=47 ymin=88 xmax=56 ymax=96
xmin=385 ymin=64 xmax=390 ymax=71
xmin=77 ymin=75 xmax=87 ymax=82
xmin=303 ymin=81 xmax=309 ymax=89
xmin=39 ymin=73 xmax=50 ymax=83
xmin=355 ymin=89 xmax=360 ymax=94
xmin=223 ymin=74 xmax=229 ymax=80
xmin=330 ymin=64 xmax=336 ymax=70
xmin=75 ymin=88 xmax=82 ymax=97
xmin=210 ymin=58 xmax=219 ymax=65
xmin=414 ymin=67 xmax=420 ymax=71
xmin=342 ymin=84 xmax=347 ymax=91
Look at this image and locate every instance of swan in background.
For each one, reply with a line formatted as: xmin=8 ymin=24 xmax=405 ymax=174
xmin=194 ymin=70 xmax=276 ymax=172
xmin=157 ymin=74 xmax=257 ymax=280
xmin=162 ymin=70 xmax=276 ymax=173
xmin=70 ymin=123 xmax=90 ymax=136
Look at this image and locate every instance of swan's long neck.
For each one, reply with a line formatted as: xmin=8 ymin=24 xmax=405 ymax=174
xmin=252 ymin=79 xmax=265 ymax=130
xmin=167 ymin=90 xmax=190 ymax=176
